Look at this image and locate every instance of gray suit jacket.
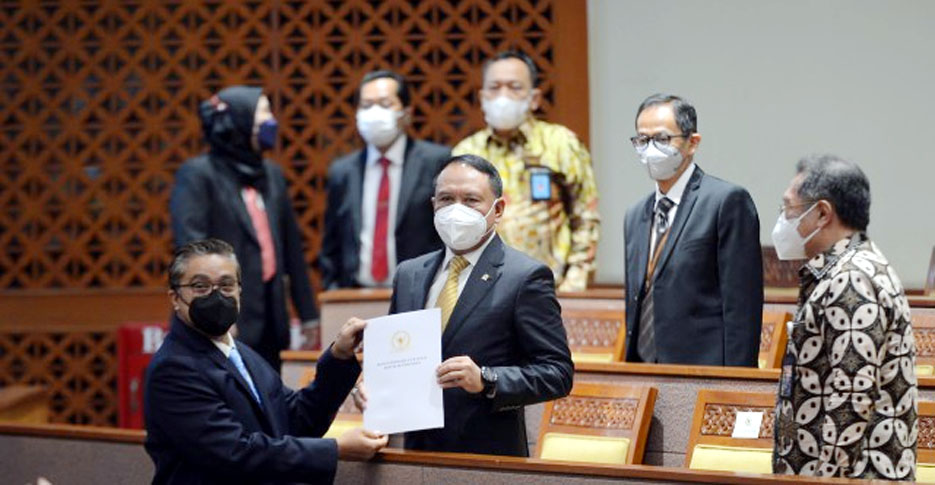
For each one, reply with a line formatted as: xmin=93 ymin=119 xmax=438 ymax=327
xmin=319 ymin=138 xmax=450 ymax=289
xmin=624 ymin=166 xmax=763 ymax=366
xmin=389 ymin=235 xmax=574 ymax=456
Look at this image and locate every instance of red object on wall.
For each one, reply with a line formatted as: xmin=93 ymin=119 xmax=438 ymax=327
xmin=118 ymin=321 xmax=168 ymax=429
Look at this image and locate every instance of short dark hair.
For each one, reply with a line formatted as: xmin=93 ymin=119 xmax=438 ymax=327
xmin=635 ymin=93 xmax=697 ymax=135
xmin=435 ymin=154 xmax=504 ymax=198
xmin=357 ymin=70 xmax=410 ymax=106
xmin=482 ymin=50 xmax=538 ymax=87
xmin=795 ymin=154 xmax=871 ymax=231
xmin=169 ymin=238 xmax=241 ymax=288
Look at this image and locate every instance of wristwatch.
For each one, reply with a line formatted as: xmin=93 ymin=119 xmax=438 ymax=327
xmin=480 ymin=366 xmax=498 ymax=398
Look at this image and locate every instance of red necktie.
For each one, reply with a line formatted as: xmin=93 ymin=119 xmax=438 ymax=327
xmin=371 ymin=157 xmax=391 ymax=283
xmin=242 ymin=186 xmax=276 ymax=282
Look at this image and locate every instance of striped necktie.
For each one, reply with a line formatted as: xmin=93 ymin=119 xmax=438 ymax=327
xmin=637 ymin=196 xmax=675 ymax=363
xmin=437 ymin=256 xmax=469 ymax=330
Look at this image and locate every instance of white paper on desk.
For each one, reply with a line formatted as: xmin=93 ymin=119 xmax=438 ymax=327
xmin=362 ymin=308 xmax=444 ymax=435
xmin=732 ymin=411 xmax=764 ymax=439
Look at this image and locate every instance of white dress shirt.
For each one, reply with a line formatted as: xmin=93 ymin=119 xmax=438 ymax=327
xmin=240 ymin=188 xmax=266 ymax=211
xmin=357 ymin=135 xmax=407 ymax=287
xmin=650 ymin=163 xmax=696 ymax=257
xmin=425 ymin=232 xmax=497 ymax=309
xmin=211 ymin=332 xmax=235 ymax=358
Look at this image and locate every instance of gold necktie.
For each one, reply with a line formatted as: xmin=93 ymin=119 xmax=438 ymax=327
xmin=437 ymin=256 xmax=469 ymax=330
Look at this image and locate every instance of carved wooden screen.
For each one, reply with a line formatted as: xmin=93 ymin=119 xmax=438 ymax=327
xmin=0 ymin=0 xmax=589 ymax=290
xmin=0 ymin=325 xmax=117 ymax=425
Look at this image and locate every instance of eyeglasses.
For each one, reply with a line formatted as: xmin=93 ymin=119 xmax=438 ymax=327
xmin=176 ymin=279 xmax=240 ymax=297
xmin=630 ymin=133 xmax=690 ymax=150
xmin=778 ymin=201 xmax=817 ymax=218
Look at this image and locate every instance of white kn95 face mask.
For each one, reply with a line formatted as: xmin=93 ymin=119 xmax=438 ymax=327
xmin=433 ymin=201 xmax=498 ymax=251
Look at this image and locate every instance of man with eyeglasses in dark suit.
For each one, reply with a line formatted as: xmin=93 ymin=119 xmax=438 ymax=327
xmin=623 ymin=93 xmax=763 ymax=367
xmin=144 ymin=238 xmax=387 ymax=484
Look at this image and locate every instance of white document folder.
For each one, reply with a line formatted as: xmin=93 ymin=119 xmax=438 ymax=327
xmin=362 ymin=308 xmax=444 ymax=435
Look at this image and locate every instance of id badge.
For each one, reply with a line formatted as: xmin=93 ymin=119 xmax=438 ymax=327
xmin=779 ymin=351 xmax=796 ymax=398
xmin=529 ymin=169 xmax=552 ymax=201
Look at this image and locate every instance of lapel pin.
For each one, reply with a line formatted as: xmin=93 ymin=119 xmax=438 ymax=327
xmin=481 ymin=273 xmax=490 ymax=281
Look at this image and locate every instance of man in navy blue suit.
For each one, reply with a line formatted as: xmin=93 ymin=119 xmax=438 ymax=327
xmin=144 ymin=238 xmax=386 ymax=484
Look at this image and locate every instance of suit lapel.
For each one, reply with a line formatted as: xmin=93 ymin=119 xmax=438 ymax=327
xmin=395 ymin=138 xmax=419 ymax=228
xmin=208 ymin=345 xmax=268 ymax=417
xmin=220 ymin=169 xmax=259 ymax=244
xmin=631 ymin=196 xmax=654 ymax=294
xmin=172 ymin=317 xmax=270 ymax=424
xmin=350 ymin=150 xmax=366 ymax=241
xmin=260 ymin=163 xmax=282 ymax=245
xmin=238 ymin=348 xmax=282 ymax=434
xmin=652 ymin=167 xmax=704 ymax=279
xmin=442 ymin=236 xmax=504 ymax=348
xmin=413 ymin=249 xmax=444 ymax=310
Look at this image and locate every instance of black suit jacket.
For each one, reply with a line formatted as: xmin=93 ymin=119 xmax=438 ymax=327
xmin=624 ymin=167 xmax=763 ymax=366
xmin=170 ymin=156 xmax=318 ymax=366
xmin=319 ymin=138 xmax=450 ymax=289
xmin=389 ymin=235 xmax=574 ymax=456
xmin=143 ymin=316 xmax=359 ymax=485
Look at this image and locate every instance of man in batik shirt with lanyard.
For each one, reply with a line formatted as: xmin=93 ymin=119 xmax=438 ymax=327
xmin=452 ymin=50 xmax=600 ymax=291
xmin=771 ymin=154 xmax=916 ymax=480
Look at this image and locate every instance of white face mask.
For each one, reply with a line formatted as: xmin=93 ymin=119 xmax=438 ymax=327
xmin=771 ymin=203 xmax=820 ymax=260
xmin=481 ymin=95 xmax=530 ymax=131
xmin=356 ymin=106 xmax=403 ymax=148
xmin=433 ymin=201 xmax=498 ymax=251
xmin=637 ymin=141 xmax=684 ymax=181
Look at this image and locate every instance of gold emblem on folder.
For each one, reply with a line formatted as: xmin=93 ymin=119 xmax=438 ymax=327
xmin=391 ymin=331 xmax=411 ymax=352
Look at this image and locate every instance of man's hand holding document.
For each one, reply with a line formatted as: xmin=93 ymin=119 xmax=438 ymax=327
xmin=361 ymin=308 xmax=444 ymax=435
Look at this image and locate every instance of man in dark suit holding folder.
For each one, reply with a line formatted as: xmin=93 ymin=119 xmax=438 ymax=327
xmin=386 ymin=154 xmax=574 ymax=456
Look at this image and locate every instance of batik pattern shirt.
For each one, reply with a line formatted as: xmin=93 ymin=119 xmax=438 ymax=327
xmin=452 ymin=118 xmax=600 ymax=291
xmin=773 ymin=233 xmax=917 ymax=480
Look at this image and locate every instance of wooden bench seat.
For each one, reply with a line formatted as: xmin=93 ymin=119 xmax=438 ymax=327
xmin=0 ymin=385 xmax=49 ymax=424
xmin=685 ymin=389 xmax=775 ymax=473
xmin=536 ymin=382 xmax=656 ymax=465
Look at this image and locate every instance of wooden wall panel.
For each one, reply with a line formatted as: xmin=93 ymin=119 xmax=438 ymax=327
xmin=0 ymin=0 xmax=588 ymax=290
xmin=0 ymin=326 xmax=117 ymax=425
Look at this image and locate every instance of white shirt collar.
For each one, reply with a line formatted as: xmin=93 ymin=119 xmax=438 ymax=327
xmin=440 ymin=231 xmax=497 ymax=272
xmin=366 ymin=134 xmax=407 ymax=167
xmin=211 ymin=332 xmax=236 ymax=358
xmin=655 ymin=162 xmax=696 ymax=206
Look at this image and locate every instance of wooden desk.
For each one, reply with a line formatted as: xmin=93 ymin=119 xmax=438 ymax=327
xmin=0 ymin=288 xmax=168 ymax=328
xmin=317 ymin=288 xmax=627 ymax=347
xmin=0 ymin=423 xmax=905 ymax=484
xmin=317 ymin=287 xmax=935 ymax=345
xmin=0 ymin=385 xmax=49 ymax=423
xmin=318 ymin=288 xmax=394 ymax=347
xmin=282 ymin=351 xmax=935 ymax=468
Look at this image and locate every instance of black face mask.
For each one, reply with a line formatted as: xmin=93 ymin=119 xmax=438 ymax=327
xmin=185 ymin=290 xmax=239 ymax=337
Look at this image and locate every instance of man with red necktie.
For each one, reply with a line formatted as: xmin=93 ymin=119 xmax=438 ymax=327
xmin=320 ymin=70 xmax=450 ymax=289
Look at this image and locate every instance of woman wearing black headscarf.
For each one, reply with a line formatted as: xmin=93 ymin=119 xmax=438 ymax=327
xmin=170 ymin=86 xmax=318 ymax=370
